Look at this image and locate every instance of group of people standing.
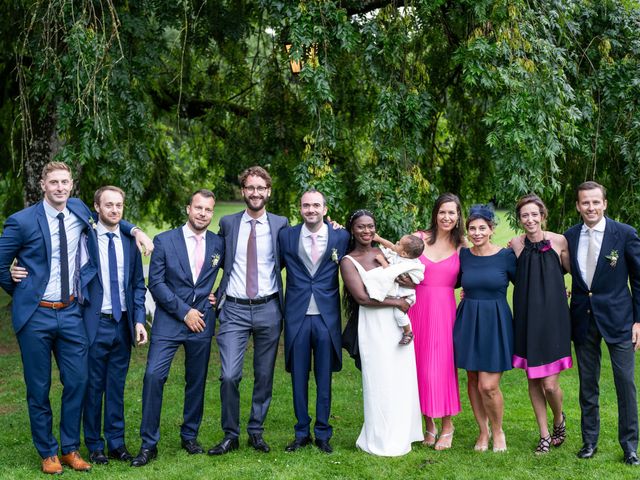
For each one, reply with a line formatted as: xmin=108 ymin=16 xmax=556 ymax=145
xmin=1 ymin=161 xmax=639 ymax=474
xmin=340 ymin=183 xmax=640 ymax=467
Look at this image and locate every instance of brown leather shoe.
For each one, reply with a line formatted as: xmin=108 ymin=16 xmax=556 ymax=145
xmin=60 ymin=451 xmax=92 ymax=471
xmin=41 ymin=456 xmax=63 ymax=475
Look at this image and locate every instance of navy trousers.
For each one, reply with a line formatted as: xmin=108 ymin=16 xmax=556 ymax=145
xmin=83 ymin=314 xmax=132 ymax=452
xmin=16 ymin=302 xmax=88 ymax=457
xmin=216 ymin=298 xmax=282 ymax=438
xmin=139 ymin=334 xmax=212 ymax=448
xmin=290 ymin=314 xmax=333 ymax=441
xmin=575 ymin=316 xmax=638 ymax=454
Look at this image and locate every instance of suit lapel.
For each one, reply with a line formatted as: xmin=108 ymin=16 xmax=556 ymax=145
xmin=172 ymin=229 xmax=193 ymax=284
xmin=230 ymin=213 xmax=243 ymax=260
xmin=568 ymin=226 xmax=587 ymax=289
xmin=122 ymin=233 xmax=131 ymax=290
xmin=267 ymin=213 xmax=278 ymax=255
xmin=35 ymin=203 xmax=52 ymax=265
xmin=594 ymin=218 xmax=618 ymax=284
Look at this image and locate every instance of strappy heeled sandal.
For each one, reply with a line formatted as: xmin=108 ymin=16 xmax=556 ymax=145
xmin=398 ymin=331 xmax=414 ymax=346
xmin=434 ymin=428 xmax=454 ymax=451
xmin=422 ymin=429 xmax=437 ymax=447
xmin=535 ymin=435 xmax=551 ymax=455
xmin=551 ymin=412 xmax=566 ymax=447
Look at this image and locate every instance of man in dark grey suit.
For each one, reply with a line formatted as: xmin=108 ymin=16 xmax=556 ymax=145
xmin=565 ymin=181 xmax=640 ymax=465
xmin=208 ymin=166 xmax=288 ymax=455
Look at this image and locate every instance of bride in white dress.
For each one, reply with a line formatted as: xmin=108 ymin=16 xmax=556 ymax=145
xmin=340 ymin=210 xmax=423 ymax=456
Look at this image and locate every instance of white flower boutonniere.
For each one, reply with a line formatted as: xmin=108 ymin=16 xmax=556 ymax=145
xmin=331 ymin=248 xmax=339 ymax=264
xmin=605 ymin=250 xmax=619 ymax=268
xmin=211 ymin=253 xmax=221 ymax=268
xmin=88 ymin=217 xmax=97 ymax=230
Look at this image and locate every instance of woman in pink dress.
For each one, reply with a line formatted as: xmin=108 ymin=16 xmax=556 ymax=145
xmin=409 ymin=193 xmax=465 ymax=450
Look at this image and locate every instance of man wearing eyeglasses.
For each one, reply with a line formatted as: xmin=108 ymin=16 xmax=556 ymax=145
xmin=208 ymin=166 xmax=288 ymax=456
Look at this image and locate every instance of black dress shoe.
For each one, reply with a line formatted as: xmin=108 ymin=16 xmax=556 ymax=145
xmin=577 ymin=444 xmax=597 ymax=459
xmin=315 ymin=438 xmax=333 ymax=454
xmin=181 ymin=438 xmax=204 ymax=455
xmin=108 ymin=445 xmax=133 ymax=461
xmin=207 ymin=437 xmax=239 ymax=456
xmin=624 ymin=452 xmax=640 ymax=466
xmin=89 ymin=449 xmax=108 ymax=465
xmin=248 ymin=433 xmax=270 ymax=453
xmin=130 ymin=447 xmax=158 ymax=467
xmin=285 ymin=436 xmax=313 ymax=452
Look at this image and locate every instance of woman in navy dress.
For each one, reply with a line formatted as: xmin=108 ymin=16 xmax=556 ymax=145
xmin=510 ymin=194 xmax=572 ymax=454
xmin=454 ymin=205 xmax=516 ymax=452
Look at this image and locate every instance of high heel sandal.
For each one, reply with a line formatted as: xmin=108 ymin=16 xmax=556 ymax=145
xmin=422 ymin=429 xmax=437 ymax=447
xmin=535 ymin=435 xmax=551 ymax=455
xmin=492 ymin=430 xmax=507 ymax=453
xmin=434 ymin=428 xmax=454 ymax=451
xmin=474 ymin=430 xmax=491 ymax=452
xmin=551 ymin=412 xmax=566 ymax=447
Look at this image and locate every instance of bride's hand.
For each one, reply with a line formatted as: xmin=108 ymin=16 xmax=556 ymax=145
xmin=396 ymin=297 xmax=411 ymax=313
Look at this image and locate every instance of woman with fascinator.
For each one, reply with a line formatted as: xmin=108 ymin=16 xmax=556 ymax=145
xmin=454 ymin=205 xmax=516 ymax=452
xmin=340 ymin=209 xmax=423 ymax=456
xmin=510 ymin=194 xmax=572 ymax=454
xmin=408 ymin=193 xmax=465 ymax=450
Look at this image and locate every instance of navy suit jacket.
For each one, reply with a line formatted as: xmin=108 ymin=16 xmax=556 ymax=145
xmin=565 ymin=217 xmax=640 ymax=344
xmin=279 ymin=223 xmax=350 ymax=373
xmin=216 ymin=211 xmax=288 ymax=311
xmin=0 ymin=198 xmax=97 ymax=333
xmin=148 ymin=227 xmax=224 ymax=339
xmin=82 ymin=229 xmax=147 ymax=345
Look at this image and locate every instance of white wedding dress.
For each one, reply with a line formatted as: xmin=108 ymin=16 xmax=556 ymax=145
xmin=346 ymin=256 xmax=423 ymax=456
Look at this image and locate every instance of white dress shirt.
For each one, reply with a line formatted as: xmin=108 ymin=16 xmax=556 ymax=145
xmin=226 ymin=211 xmax=277 ymax=298
xmin=182 ymin=224 xmax=205 ymax=284
xmin=97 ymin=222 xmax=126 ymax=314
xmin=577 ymin=217 xmax=606 ymax=285
xmin=42 ymin=199 xmax=83 ymax=301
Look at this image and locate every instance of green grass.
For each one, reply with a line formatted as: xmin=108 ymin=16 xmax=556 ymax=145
xmin=0 ymin=211 xmax=638 ymax=479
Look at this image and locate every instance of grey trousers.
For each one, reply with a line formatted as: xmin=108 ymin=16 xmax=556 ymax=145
xmin=216 ymin=298 xmax=282 ymax=438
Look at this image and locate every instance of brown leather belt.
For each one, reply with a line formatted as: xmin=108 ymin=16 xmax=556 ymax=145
xmin=39 ymin=296 xmax=75 ymax=309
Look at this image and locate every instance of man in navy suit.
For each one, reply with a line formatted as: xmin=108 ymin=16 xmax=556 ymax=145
xmin=565 ymin=181 xmax=640 ymax=465
xmin=82 ymin=186 xmax=148 ymax=465
xmin=131 ymin=189 xmax=224 ymax=467
xmin=208 ymin=166 xmax=288 ymax=455
xmin=279 ymin=189 xmax=350 ymax=454
xmin=0 ymin=162 xmax=152 ymax=474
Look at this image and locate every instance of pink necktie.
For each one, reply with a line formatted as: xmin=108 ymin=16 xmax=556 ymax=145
xmin=310 ymin=233 xmax=320 ymax=264
xmin=194 ymin=234 xmax=204 ymax=279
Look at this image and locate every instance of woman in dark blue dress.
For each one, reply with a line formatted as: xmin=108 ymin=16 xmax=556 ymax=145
xmin=454 ymin=205 xmax=516 ymax=452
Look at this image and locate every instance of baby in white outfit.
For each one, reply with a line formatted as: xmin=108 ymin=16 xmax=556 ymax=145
xmin=363 ymin=233 xmax=425 ymax=345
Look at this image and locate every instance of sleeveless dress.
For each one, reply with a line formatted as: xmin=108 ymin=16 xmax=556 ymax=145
xmin=345 ymin=256 xmax=423 ymax=456
xmin=454 ymin=248 xmax=517 ymax=372
xmin=512 ymin=237 xmax=573 ymax=378
xmin=408 ymin=250 xmax=461 ymax=418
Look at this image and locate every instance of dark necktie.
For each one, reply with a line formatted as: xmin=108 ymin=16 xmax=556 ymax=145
xmin=246 ymin=219 xmax=258 ymax=298
xmin=106 ymin=232 xmax=122 ymax=321
xmin=57 ymin=212 xmax=69 ymax=303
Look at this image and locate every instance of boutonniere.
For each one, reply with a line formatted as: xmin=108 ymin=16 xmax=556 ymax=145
xmin=211 ymin=253 xmax=221 ymax=268
xmin=88 ymin=217 xmax=97 ymax=230
xmin=331 ymin=248 xmax=339 ymax=264
xmin=605 ymin=249 xmax=619 ymax=268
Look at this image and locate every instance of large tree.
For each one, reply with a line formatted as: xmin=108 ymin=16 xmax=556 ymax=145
xmin=1 ymin=0 xmax=639 ymax=235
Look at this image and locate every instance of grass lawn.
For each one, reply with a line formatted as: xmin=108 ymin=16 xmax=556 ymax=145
xmin=0 ymin=211 xmax=638 ymax=478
